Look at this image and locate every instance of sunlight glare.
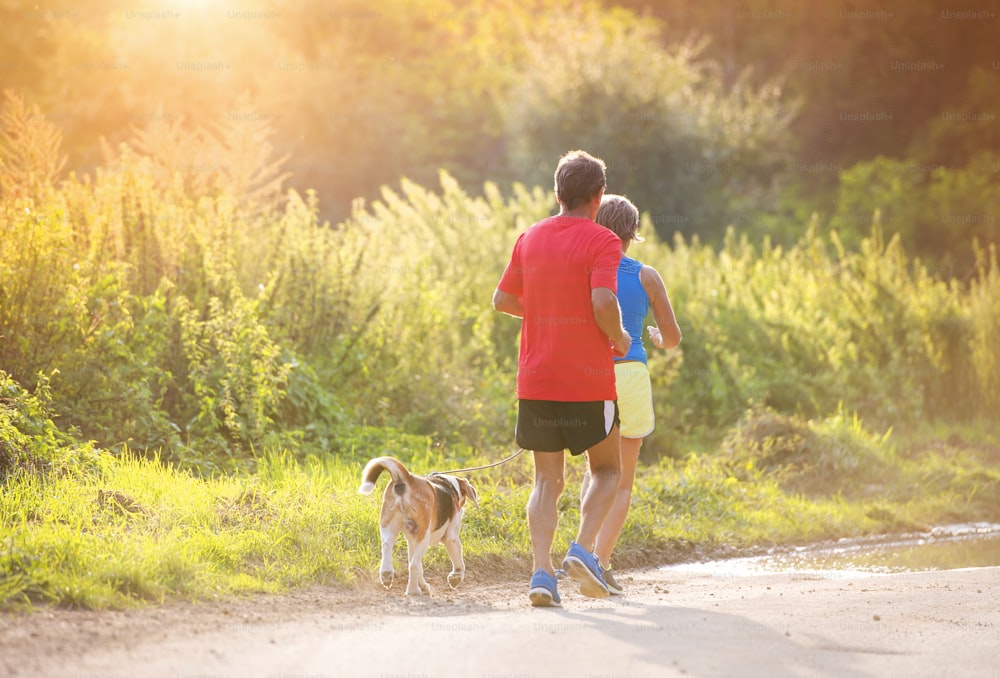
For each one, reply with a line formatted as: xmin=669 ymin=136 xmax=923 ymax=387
xmin=175 ymin=0 xmax=228 ymax=11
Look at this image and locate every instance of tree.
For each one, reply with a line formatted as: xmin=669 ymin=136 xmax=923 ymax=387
xmin=832 ymin=153 xmax=999 ymax=273
xmin=501 ymin=5 xmax=796 ymax=240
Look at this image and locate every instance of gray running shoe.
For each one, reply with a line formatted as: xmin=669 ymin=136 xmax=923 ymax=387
xmin=601 ymin=566 xmax=624 ymax=595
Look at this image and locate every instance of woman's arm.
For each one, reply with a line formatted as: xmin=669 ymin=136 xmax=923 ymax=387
xmin=640 ymin=265 xmax=681 ymax=349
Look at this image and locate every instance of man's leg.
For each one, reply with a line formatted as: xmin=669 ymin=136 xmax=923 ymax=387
xmin=575 ymin=424 xmax=622 ymax=551
xmin=528 ymin=450 xmax=565 ymax=574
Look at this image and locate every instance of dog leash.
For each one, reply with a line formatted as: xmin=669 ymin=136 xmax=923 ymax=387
xmin=430 ymin=447 xmax=526 ymax=476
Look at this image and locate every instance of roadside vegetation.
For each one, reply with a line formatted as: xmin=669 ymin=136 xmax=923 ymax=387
xmin=3 ymin=386 xmax=997 ymax=609
xmin=2 ymin=28 xmax=999 ymax=607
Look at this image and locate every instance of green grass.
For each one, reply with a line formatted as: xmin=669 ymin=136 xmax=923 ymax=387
xmin=2 ymin=410 xmax=998 ymax=610
xmin=0 ymin=451 xmax=380 ymax=609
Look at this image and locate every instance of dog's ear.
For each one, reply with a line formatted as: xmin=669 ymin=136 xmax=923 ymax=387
xmin=456 ymin=478 xmax=479 ymax=509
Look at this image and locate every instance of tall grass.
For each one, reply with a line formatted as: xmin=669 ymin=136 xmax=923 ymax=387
xmin=0 ymin=450 xmax=378 ymax=609
xmin=3 ymin=405 xmax=996 ymax=609
xmin=2 ymin=102 xmax=998 ymax=465
xmin=639 ymin=224 xmax=1000 ymax=455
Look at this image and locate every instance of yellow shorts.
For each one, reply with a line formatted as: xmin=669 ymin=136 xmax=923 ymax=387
xmin=615 ymin=361 xmax=654 ymax=439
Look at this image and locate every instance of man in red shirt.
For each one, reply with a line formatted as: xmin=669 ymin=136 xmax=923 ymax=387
xmin=493 ymin=150 xmax=631 ymax=606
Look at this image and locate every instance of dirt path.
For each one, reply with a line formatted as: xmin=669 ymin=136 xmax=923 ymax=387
xmin=2 ymin=565 xmax=998 ymax=678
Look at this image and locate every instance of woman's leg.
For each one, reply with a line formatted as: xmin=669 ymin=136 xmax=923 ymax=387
xmin=589 ymin=435 xmax=642 ymax=567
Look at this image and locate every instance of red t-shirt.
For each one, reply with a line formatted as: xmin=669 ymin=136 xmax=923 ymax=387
xmin=497 ymin=215 xmax=622 ymax=401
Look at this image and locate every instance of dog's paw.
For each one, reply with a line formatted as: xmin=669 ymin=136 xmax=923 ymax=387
xmin=380 ymin=570 xmax=395 ymax=590
xmin=404 ymin=578 xmax=433 ymax=596
xmin=447 ymin=571 xmax=465 ymax=589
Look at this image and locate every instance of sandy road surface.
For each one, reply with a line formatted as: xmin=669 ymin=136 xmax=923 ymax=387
xmin=2 ymin=565 xmax=998 ymax=678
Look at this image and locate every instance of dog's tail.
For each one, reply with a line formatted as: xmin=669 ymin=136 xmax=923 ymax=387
xmin=358 ymin=456 xmax=412 ymax=495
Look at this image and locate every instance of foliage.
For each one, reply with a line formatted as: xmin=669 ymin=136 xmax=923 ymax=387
xmin=2 ymin=415 xmax=996 ymax=609
xmin=722 ymin=404 xmax=897 ymax=496
xmin=0 ymin=450 xmax=370 ymax=609
xmin=0 ymin=370 xmax=98 ymax=484
xmin=175 ymin=282 xmax=294 ymax=464
xmin=502 ymin=5 xmax=796 ymax=241
xmin=0 ymin=91 xmax=66 ymax=201
xmin=307 ymin=175 xmax=551 ymax=445
xmin=967 ymin=244 xmax=1000 ymax=416
xmin=1 ymin=93 xmax=999 ymax=466
xmin=4 ymin=1 xmax=997 ymax=269
xmin=2 ymin=1 xmax=801 ymax=235
xmin=123 ymin=98 xmax=291 ymax=215
xmin=2 ymin=1 xmax=998 ymax=613
xmin=831 ymin=153 xmax=1000 ymax=270
xmin=621 ymin=0 xmax=999 ymax=168
xmin=637 ymin=222 xmax=1000 ymax=456
xmin=910 ymin=67 xmax=1000 ymax=169
xmin=0 ymin=97 xmax=303 ymax=464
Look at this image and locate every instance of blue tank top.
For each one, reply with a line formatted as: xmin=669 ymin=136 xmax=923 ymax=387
xmin=616 ymin=255 xmax=649 ymax=363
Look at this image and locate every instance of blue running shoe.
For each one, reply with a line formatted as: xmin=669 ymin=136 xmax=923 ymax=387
xmin=561 ymin=541 xmax=610 ymax=598
xmin=529 ymin=569 xmax=561 ymax=607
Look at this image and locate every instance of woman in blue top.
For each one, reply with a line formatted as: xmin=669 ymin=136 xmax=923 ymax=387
xmin=583 ymin=194 xmax=682 ymax=594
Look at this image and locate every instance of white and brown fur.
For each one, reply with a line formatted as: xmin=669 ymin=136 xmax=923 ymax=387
xmin=358 ymin=456 xmax=478 ymax=596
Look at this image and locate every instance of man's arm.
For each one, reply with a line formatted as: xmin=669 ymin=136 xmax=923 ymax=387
xmin=492 ymin=288 xmax=524 ymax=318
xmin=592 ymin=287 xmax=630 ymax=358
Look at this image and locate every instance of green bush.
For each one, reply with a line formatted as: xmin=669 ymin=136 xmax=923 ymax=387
xmin=0 ymin=371 xmax=98 ymax=483
xmin=831 ymin=152 xmax=1000 ymax=273
xmin=638 ymin=223 xmax=999 ymax=457
xmin=722 ymin=405 xmax=897 ymax=496
xmin=1 ymin=97 xmax=998 ymax=467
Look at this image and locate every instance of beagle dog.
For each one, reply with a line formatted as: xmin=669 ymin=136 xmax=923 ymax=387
xmin=358 ymin=456 xmax=479 ymax=596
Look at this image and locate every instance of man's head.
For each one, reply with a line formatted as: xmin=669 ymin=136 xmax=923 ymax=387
xmin=554 ymin=150 xmax=607 ymax=211
xmin=596 ymin=194 xmax=643 ymax=245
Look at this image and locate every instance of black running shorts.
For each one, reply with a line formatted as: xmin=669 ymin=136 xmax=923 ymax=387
xmin=515 ymin=399 xmax=620 ymax=456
